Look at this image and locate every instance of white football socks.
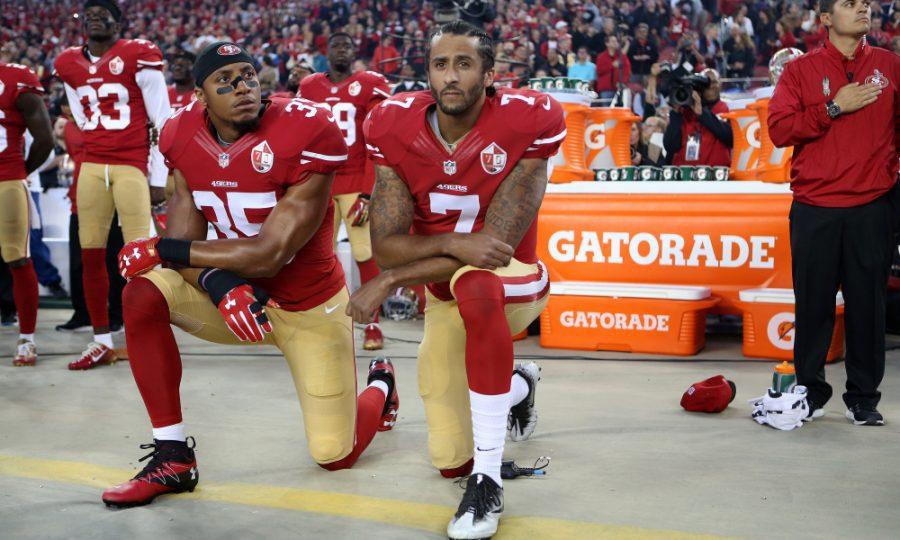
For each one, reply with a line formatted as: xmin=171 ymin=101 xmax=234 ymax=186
xmin=470 ymin=390 xmax=510 ymax=486
xmin=510 ymin=373 xmax=529 ymax=407
xmin=94 ymin=333 xmax=113 ymax=349
xmin=152 ymin=423 xmax=186 ymax=442
xmin=368 ymin=379 xmax=389 ymax=398
xmin=19 ymin=333 xmax=35 ymax=344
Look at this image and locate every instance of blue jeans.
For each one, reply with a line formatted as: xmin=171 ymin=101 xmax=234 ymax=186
xmin=29 ymin=191 xmax=62 ymax=286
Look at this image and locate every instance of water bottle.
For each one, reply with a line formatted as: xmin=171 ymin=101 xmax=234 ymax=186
xmin=772 ymin=361 xmax=797 ymax=393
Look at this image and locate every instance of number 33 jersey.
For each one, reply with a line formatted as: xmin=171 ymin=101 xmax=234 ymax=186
xmin=363 ymin=87 xmax=566 ymax=299
xmin=54 ymin=39 xmax=163 ymax=172
xmin=159 ymin=97 xmax=350 ymax=311
xmin=298 ymin=71 xmax=391 ymax=194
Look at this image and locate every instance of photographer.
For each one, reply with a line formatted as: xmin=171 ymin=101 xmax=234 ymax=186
xmin=663 ymin=68 xmax=733 ymax=167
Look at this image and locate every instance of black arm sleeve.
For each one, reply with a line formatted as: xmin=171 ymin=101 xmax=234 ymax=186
xmin=697 ymin=107 xmax=734 ymax=148
xmin=663 ymin=110 xmax=683 ymax=164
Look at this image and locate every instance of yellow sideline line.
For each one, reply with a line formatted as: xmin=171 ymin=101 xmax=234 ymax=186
xmin=0 ymin=454 xmax=726 ymax=539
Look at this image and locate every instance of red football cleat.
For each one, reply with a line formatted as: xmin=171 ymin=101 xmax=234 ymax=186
xmin=363 ymin=323 xmax=383 ymax=350
xmin=102 ymin=438 xmax=198 ymax=508
xmin=68 ymin=342 xmax=118 ymax=370
xmin=367 ymin=357 xmax=399 ymax=431
xmin=12 ymin=339 xmax=37 ymax=366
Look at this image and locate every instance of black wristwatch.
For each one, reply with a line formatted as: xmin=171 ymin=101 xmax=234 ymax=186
xmin=825 ymin=100 xmax=841 ymax=119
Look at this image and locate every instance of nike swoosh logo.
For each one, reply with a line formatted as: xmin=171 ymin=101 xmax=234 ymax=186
xmin=324 ymin=304 xmax=341 ymax=314
xmin=542 ymin=98 xmax=551 ymax=110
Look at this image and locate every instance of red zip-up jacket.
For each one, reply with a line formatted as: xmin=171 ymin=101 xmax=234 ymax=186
xmin=768 ymin=38 xmax=900 ymax=207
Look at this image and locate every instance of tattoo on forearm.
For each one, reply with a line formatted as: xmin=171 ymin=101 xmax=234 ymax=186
xmin=484 ymin=159 xmax=548 ymax=247
xmin=370 ymin=165 xmax=414 ymax=242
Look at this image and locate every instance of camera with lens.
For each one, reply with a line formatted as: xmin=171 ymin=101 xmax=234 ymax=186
xmin=656 ymin=63 xmax=711 ymax=108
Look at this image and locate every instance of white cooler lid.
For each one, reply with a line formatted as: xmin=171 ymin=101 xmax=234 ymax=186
xmin=549 ymin=281 xmax=711 ymax=301
xmin=738 ymin=287 xmax=845 ymax=306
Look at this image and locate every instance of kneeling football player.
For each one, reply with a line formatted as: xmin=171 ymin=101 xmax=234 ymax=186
xmin=102 ymin=42 xmax=398 ymax=508
xmin=348 ymin=21 xmax=561 ymax=539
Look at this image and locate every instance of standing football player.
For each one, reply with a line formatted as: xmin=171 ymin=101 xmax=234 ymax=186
xmin=0 ymin=59 xmax=54 ymax=365
xmin=349 ymin=21 xmax=564 ymax=539
xmin=300 ymin=33 xmax=392 ymax=350
xmin=103 ymin=42 xmax=398 ymax=508
xmin=167 ymin=49 xmax=196 ymax=114
xmin=54 ymin=0 xmax=171 ymax=369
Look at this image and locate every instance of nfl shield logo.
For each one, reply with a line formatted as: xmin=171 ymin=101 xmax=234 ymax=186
xmin=251 ymin=141 xmax=274 ymax=173
xmin=109 ymin=56 xmax=124 ymax=75
xmin=480 ymin=143 xmax=507 ymax=175
xmin=443 ymin=160 xmax=456 ymax=175
xmin=218 ymin=153 xmax=230 ymax=169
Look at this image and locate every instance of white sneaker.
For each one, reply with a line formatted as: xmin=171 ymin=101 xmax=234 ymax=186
xmin=447 ymin=474 xmax=504 ymax=539
xmin=802 ymin=408 xmax=825 ymax=422
xmin=508 ymin=362 xmax=540 ymax=442
xmin=13 ymin=339 xmax=37 ymax=366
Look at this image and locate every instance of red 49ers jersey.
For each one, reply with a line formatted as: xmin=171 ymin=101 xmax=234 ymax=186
xmin=299 ymin=71 xmax=391 ymax=194
xmin=364 ymin=87 xmax=567 ymax=300
xmin=54 ymin=39 xmax=164 ymax=172
xmin=168 ymin=85 xmax=196 ymax=115
xmin=0 ymin=63 xmax=44 ymax=181
xmin=160 ymin=97 xmax=349 ymax=311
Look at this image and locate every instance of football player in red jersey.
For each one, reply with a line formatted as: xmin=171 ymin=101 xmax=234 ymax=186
xmin=299 ymin=33 xmax=393 ymax=350
xmin=349 ymin=21 xmax=566 ymax=539
xmin=269 ymin=60 xmax=314 ymax=99
xmin=167 ymin=49 xmax=196 ymax=115
xmin=54 ymin=0 xmax=171 ymax=370
xmin=0 ymin=58 xmax=54 ymax=366
xmin=101 ymin=42 xmax=398 ymax=509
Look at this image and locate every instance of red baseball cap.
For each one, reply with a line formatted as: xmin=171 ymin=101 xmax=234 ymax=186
xmin=680 ymin=375 xmax=737 ymax=413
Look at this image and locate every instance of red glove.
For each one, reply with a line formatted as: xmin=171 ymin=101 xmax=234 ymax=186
xmin=347 ymin=193 xmax=371 ymax=227
xmin=118 ymin=237 xmax=161 ymax=280
xmin=218 ymin=283 xmax=274 ymax=342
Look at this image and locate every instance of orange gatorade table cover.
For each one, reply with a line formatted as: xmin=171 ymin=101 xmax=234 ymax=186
xmin=537 ymin=181 xmax=794 ymax=315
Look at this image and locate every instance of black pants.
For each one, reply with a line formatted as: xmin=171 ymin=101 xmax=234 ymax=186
xmin=68 ymin=213 xmax=126 ymax=326
xmin=790 ymin=194 xmax=894 ymax=409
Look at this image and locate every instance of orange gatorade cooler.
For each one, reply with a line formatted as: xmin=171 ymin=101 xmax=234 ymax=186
xmin=737 ymin=288 xmax=844 ymax=362
xmin=540 ymin=281 xmax=720 ymax=355
xmin=722 ymin=108 xmax=761 ymax=180
xmin=583 ymin=108 xmax=641 ymax=173
xmin=749 ymin=98 xmax=793 ymax=183
xmin=548 ymin=93 xmax=594 ymax=183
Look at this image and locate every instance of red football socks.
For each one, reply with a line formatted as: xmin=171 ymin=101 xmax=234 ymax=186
xmin=81 ymin=248 xmax=110 ymax=330
xmin=318 ymin=385 xmax=386 ymax=471
xmin=454 ymin=270 xmax=513 ymax=395
xmin=122 ymin=277 xmax=183 ymax=427
xmin=357 ymin=258 xmax=380 ymax=323
xmin=10 ymin=260 xmax=38 ymax=334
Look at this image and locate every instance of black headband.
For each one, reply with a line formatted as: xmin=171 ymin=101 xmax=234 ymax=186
xmin=193 ymin=41 xmax=255 ymax=87
xmin=85 ymin=0 xmax=122 ymax=22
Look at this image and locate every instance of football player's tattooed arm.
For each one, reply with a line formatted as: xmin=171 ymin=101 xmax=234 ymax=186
xmin=371 ymin=165 xmax=513 ymax=270
xmin=480 ymin=157 xmax=548 ymax=248
xmin=167 ymin=170 xmax=213 ymax=286
xmin=18 ymin=93 xmax=54 ymax=175
xmin=185 ymin=172 xmax=334 ymax=278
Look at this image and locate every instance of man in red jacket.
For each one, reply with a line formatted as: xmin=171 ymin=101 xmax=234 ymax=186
xmin=768 ymin=0 xmax=900 ymax=426
xmin=595 ymin=35 xmax=631 ymax=101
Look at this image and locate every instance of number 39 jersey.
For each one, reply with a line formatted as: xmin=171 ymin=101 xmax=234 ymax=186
xmin=54 ymin=39 xmax=163 ymax=172
xmin=160 ymin=97 xmax=350 ymax=311
xmin=298 ymin=71 xmax=391 ymax=194
xmin=363 ymin=87 xmax=566 ymax=300
xmin=0 ymin=62 xmax=44 ymax=181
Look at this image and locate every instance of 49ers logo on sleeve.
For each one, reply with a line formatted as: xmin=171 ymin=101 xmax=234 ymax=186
xmin=109 ymin=56 xmax=124 ymax=75
xmin=217 ymin=44 xmax=241 ymax=56
xmin=480 ymin=142 xmax=507 ymax=175
xmin=251 ymin=141 xmax=274 ymax=173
